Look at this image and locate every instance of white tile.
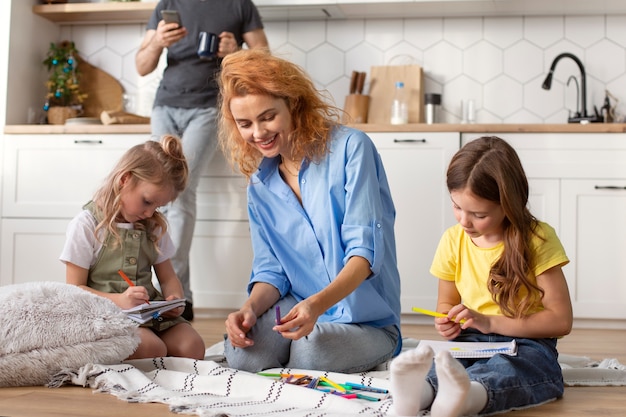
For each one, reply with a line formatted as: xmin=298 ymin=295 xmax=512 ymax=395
xmin=384 ymin=42 xmax=422 ymax=66
xmin=504 ymin=108 xmax=543 ymax=124
xmin=273 ymin=44 xmax=307 ymax=70
xmin=464 ymin=41 xmax=502 ymax=84
xmin=306 ymin=43 xmax=344 ymax=85
xmin=441 ymin=75 xmax=482 ymax=123
xmin=404 ymin=18 xmax=443 ymax=50
xmin=73 ymin=25 xmax=106 ymax=57
xmin=606 ymin=15 xmax=626 ymax=42
xmin=423 ymin=41 xmax=462 ymax=84
xmin=345 ymin=42 xmax=385 ymax=75
xmin=105 ymin=24 xmax=142 ymax=56
xmin=523 ymin=16 xmax=564 ymax=48
xmin=365 ymin=19 xmax=404 ymax=50
xmin=586 ymin=39 xmax=626 ymax=83
xmin=484 ymin=17 xmax=523 ymax=49
xmin=504 ymin=40 xmax=543 ymax=84
xmin=87 ymin=48 xmax=123 ymax=80
xmin=121 ymin=52 xmax=140 ymax=89
xmin=565 ymin=15 xmax=604 ymax=49
xmin=328 ymin=19 xmax=365 ymax=51
xmin=287 ymin=20 xmax=326 ymax=51
xmin=483 ymin=75 xmax=522 ymax=118
xmin=264 ymin=21 xmax=289 ymax=48
xmin=524 ymin=77 xmax=565 ymax=121
xmin=443 ymin=17 xmax=482 ymax=49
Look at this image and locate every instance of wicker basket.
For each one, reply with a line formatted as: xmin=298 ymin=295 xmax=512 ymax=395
xmin=47 ymin=106 xmax=78 ymax=125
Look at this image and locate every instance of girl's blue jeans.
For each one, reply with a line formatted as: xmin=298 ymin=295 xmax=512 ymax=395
xmin=426 ymin=328 xmax=564 ymax=415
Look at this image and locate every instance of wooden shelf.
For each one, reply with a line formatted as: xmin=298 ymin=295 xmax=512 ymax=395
xmin=32 ymin=2 xmax=156 ymax=24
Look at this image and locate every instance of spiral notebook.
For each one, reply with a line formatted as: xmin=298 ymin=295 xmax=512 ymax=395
xmin=122 ymin=299 xmax=186 ymax=324
xmin=418 ymin=339 xmax=518 ymax=358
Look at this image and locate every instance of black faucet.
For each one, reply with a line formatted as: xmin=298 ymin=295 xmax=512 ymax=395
xmin=542 ymin=52 xmax=600 ymax=123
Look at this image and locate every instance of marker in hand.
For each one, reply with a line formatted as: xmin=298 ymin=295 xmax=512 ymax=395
xmin=275 ymin=305 xmax=281 ymax=325
xmin=118 ymin=269 xmax=150 ymax=304
xmin=276 ymin=306 xmax=281 ymax=333
xmin=412 ymin=306 xmax=466 ymax=324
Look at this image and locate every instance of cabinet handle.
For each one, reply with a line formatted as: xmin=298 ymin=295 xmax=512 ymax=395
xmin=73 ymin=140 xmax=103 ymax=145
xmin=393 ymin=139 xmax=427 ymax=143
xmin=594 ymin=185 xmax=626 ymax=190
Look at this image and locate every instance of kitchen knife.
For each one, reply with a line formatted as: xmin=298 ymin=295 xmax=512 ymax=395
xmin=355 ymin=71 xmax=366 ymax=95
xmin=349 ymin=71 xmax=358 ymax=94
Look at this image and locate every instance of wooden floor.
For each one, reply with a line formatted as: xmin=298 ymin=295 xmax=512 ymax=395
xmin=1 ymin=317 xmax=625 ymax=417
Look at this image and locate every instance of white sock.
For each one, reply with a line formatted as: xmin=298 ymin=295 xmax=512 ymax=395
xmin=462 ymin=381 xmax=488 ymax=416
xmin=389 ymin=344 xmax=435 ymax=416
xmin=430 ymin=351 xmax=471 ymax=417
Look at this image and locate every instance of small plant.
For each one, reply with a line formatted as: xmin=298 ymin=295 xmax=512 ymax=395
xmin=42 ymin=40 xmax=87 ymax=110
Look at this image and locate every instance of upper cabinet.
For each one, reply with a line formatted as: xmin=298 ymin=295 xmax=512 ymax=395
xmin=32 ymin=0 xmax=626 ymax=24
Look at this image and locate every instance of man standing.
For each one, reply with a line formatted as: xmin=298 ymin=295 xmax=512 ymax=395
xmin=136 ymin=0 xmax=269 ymax=320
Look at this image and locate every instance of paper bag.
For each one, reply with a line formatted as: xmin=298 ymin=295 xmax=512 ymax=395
xmin=368 ymin=64 xmax=424 ymax=124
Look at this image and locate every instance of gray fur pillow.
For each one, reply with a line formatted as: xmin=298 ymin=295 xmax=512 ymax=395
xmin=0 ymin=281 xmax=139 ymax=387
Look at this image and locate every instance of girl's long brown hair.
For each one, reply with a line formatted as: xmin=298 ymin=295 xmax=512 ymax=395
xmin=447 ymin=136 xmax=543 ymax=318
xmin=92 ymin=135 xmax=188 ymax=249
xmin=217 ymin=49 xmax=342 ymax=180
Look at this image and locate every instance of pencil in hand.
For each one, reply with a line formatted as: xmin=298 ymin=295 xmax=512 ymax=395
xmin=118 ymin=269 xmax=150 ymax=304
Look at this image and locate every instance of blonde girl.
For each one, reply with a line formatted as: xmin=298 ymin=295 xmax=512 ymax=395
xmin=61 ymin=135 xmax=205 ymax=360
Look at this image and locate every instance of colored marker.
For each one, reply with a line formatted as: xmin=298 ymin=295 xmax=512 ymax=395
xmin=344 ymin=382 xmax=389 ymax=394
xmin=356 ymin=393 xmax=381 ymax=402
xmin=275 ymin=305 xmax=281 ymax=324
xmin=319 ymin=376 xmax=346 ymax=393
xmin=118 ymin=269 xmax=150 ymax=304
xmin=412 ymin=306 xmax=466 ymax=324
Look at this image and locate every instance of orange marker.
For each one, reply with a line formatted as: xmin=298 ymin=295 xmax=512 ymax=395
xmin=118 ymin=269 xmax=150 ymax=304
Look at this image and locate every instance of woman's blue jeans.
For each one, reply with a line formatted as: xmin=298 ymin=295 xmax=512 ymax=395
xmin=224 ymin=295 xmax=400 ymax=373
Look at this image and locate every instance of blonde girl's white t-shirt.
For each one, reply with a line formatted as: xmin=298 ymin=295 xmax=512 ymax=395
xmin=429 ymin=221 xmax=569 ymax=316
xmin=59 ymin=209 xmax=175 ymax=269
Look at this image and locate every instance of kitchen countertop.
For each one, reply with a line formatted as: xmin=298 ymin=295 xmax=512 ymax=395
xmin=4 ymin=123 xmax=626 ymax=135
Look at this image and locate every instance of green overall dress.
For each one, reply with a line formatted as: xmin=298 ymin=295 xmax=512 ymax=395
xmin=85 ymin=201 xmax=186 ymax=331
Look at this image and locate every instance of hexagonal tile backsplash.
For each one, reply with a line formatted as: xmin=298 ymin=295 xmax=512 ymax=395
xmin=62 ymin=14 xmax=626 ymax=123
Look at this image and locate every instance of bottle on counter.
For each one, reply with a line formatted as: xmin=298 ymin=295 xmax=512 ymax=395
xmin=390 ymin=81 xmax=408 ymax=125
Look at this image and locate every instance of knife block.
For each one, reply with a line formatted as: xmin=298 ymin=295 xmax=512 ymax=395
xmin=342 ymin=94 xmax=370 ymax=124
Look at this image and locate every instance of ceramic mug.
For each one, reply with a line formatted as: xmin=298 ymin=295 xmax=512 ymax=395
xmin=197 ymin=32 xmax=218 ymax=61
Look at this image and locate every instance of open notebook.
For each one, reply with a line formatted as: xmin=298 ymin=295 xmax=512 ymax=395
xmin=122 ymin=299 xmax=186 ymax=324
xmin=418 ymin=339 xmax=517 ymax=358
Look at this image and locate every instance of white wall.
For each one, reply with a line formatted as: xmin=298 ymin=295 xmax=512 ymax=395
xmin=29 ymin=14 xmax=626 ymax=124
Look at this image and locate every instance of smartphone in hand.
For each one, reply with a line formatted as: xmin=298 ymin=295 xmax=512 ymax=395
xmin=161 ymin=10 xmax=181 ymax=28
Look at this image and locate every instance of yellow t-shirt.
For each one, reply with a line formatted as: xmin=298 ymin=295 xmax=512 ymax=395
xmin=429 ymin=221 xmax=569 ymax=315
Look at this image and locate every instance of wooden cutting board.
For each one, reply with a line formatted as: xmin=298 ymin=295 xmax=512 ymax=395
xmin=78 ymin=57 xmax=124 ymax=118
xmin=367 ymin=64 xmax=424 ymax=124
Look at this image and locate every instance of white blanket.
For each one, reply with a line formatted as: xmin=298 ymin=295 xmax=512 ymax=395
xmin=51 ymin=339 xmax=626 ymax=417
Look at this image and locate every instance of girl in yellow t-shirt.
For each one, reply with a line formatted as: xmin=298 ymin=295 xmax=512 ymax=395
xmin=390 ymin=136 xmax=573 ymax=417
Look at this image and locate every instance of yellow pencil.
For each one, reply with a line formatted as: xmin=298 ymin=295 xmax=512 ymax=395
xmin=319 ymin=376 xmax=346 ymax=393
xmin=412 ymin=306 xmax=466 ymax=324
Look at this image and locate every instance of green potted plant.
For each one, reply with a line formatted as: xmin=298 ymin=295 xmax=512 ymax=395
xmin=42 ymin=40 xmax=87 ymax=124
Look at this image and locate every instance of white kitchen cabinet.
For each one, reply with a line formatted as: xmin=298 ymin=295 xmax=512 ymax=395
xmin=462 ymin=133 xmax=626 ymax=322
xmin=0 ymin=134 xmax=252 ymax=311
xmin=189 ymin=221 xmax=252 ymax=310
xmin=2 ymin=135 xmax=146 ymax=218
xmin=0 ymin=218 xmax=68 ymax=286
xmin=369 ymin=132 xmax=459 ymax=314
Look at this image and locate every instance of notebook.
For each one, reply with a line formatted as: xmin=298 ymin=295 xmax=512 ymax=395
xmin=122 ymin=299 xmax=186 ymax=324
xmin=418 ymin=339 xmax=518 ymax=358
